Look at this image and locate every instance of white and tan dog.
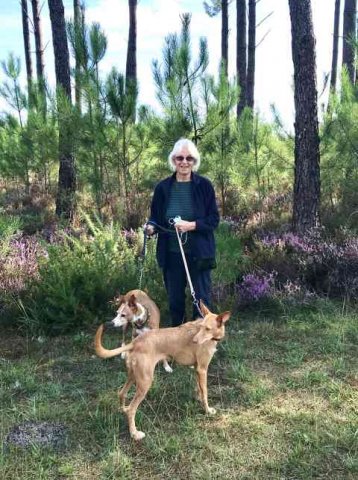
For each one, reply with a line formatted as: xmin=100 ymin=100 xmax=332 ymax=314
xmin=111 ymin=289 xmax=160 ymax=335
xmin=110 ymin=289 xmax=172 ymax=372
xmin=95 ymin=301 xmax=230 ymax=441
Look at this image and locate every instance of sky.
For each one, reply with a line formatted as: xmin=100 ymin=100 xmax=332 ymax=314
xmin=0 ymin=0 xmax=342 ymax=131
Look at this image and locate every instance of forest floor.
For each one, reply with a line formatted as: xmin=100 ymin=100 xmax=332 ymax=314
xmin=1 ymin=302 xmax=357 ymax=479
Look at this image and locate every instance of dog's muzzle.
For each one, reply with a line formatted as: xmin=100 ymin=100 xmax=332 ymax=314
xmin=104 ymin=321 xmax=116 ymax=330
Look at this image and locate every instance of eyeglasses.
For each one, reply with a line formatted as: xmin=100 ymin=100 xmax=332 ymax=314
xmin=175 ymin=156 xmax=195 ymax=163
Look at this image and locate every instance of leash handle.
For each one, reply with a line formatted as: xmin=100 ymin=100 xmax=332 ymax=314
xmin=146 ymin=220 xmax=178 ymax=235
xmin=138 ymin=228 xmax=147 ymax=290
xmin=141 ymin=227 xmax=148 ymax=257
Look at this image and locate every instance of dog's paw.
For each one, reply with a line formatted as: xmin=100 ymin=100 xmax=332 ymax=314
xmin=206 ymin=407 xmax=216 ymax=415
xmin=164 ymin=363 xmax=173 ymax=373
xmin=131 ymin=430 xmax=145 ymax=441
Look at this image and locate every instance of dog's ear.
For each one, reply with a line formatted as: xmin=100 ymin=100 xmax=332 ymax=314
xmin=199 ymin=300 xmax=211 ymax=317
xmin=216 ymin=311 xmax=231 ymax=327
xmin=128 ymin=294 xmax=137 ymax=307
xmin=111 ymin=294 xmax=123 ymax=306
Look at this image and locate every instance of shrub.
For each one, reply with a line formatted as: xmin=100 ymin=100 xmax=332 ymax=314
xmin=214 ymin=221 xmax=246 ymax=285
xmin=17 ymin=219 xmax=143 ymax=334
xmin=211 ymin=221 xmax=247 ymax=310
xmin=0 ymin=213 xmax=22 ymax=252
xmin=0 ymin=215 xmax=44 ymax=320
xmin=237 ymin=272 xmax=275 ymax=305
xmin=0 ymin=236 xmax=45 ymax=295
xmin=247 ymin=229 xmax=358 ymax=301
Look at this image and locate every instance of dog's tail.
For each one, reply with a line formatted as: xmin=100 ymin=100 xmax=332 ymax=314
xmin=94 ymin=324 xmax=133 ymax=359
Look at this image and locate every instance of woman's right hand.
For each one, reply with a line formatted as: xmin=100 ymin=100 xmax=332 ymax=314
xmin=145 ymin=223 xmax=155 ymax=236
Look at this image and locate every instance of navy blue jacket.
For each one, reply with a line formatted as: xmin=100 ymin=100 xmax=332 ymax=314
xmin=149 ymin=173 xmax=220 ymax=269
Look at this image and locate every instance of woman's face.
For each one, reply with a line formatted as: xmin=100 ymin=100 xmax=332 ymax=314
xmin=173 ymin=146 xmax=195 ymax=176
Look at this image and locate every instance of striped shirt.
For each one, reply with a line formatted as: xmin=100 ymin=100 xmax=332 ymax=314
xmin=166 ymin=181 xmax=194 ymax=252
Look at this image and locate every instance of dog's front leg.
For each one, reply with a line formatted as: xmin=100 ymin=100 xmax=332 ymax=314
xmin=195 ymin=373 xmax=203 ymax=402
xmin=196 ymin=367 xmax=216 ymax=415
xmin=121 ymin=342 xmax=127 ymax=359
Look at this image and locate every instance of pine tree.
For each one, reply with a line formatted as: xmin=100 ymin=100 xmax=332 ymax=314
xmin=288 ymin=0 xmax=320 ymax=232
xmin=67 ymin=14 xmax=108 ymax=211
xmin=21 ymin=0 xmax=33 ymax=97
xmin=330 ymin=0 xmax=341 ymax=93
xmin=236 ymin=0 xmax=247 ymax=118
xmin=152 ymin=13 xmax=209 ymax=144
xmin=246 ymin=0 xmax=256 ymax=109
xmin=31 ymin=0 xmax=45 ymax=95
xmin=342 ymin=0 xmax=357 ymax=83
xmin=125 ymin=0 xmax=137 ymax=120
xmin=203 ymin=0 xmax=229 ymax=76
xmin=73 ymin=0 xmax=83 ymax=109
xmin=48 ymin=0 xmax=76 ymax=219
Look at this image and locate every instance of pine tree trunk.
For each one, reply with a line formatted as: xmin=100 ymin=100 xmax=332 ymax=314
xmin=48 ymin=0 xmax=76 ymax=220
xmin=74 ymin=0 xmax=82 ymax=110
xmin=236 ymin=0 xmax=247 ymax=119
xmin=342 ymin=0 xmax=357 ymax=83
xmin=125 ymin=0 xmax=137 ymax=116
xmin=31 ymin=0 xmax=45 ymax=85
xmin=247 ymin=0 xmax=256 ymax=109
xmin=330 ymin=0 xmax=341 ymax=92
xmin=288 ymin=0 xmax=320 ymax=233
xmin=21 ymin=0 xmax=33 ymax=93
xmin=221 ymin=0 xmax=229 ymax=76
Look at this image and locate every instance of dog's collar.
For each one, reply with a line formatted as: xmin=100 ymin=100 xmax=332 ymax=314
xmin=134 ymin=304 xmax=149 ymax=328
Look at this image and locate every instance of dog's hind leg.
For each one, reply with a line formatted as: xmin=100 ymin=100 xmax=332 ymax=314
xmin=118 ymin=376 xmax=134 ymax=410
xmin=162 ymin=359 xmax=173 ymax=373
xmin=119 ymin=358 xmax=135 ymax=409
xmin=125 ymin=382 xmax=152 ymax=441
xmin=125 ymin=362 xmax=154 ymax=441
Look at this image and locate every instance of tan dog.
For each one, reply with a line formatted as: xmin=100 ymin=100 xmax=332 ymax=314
xmin=110 ymin=289 xmax=172 ymax=372
xmin=95 ymin=302 xmax=230 ymax=441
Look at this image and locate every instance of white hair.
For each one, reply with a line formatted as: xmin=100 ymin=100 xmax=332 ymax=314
xmin=167 ymin=138 xmax=201 ymax=172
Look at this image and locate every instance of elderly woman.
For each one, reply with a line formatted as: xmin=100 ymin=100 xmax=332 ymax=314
xmin=146 ymin=138 xmax=219 ymax=327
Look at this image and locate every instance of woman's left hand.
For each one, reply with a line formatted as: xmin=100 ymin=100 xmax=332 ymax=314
xmin=175 ymin=220 xmax=196 ymax=233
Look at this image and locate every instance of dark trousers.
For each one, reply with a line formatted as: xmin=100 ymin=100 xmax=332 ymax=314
xmin=163 ymin=251 xmax=212 ymax=327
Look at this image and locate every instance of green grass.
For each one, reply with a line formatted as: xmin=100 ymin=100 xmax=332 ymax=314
xmin=0 ymin=302 xmax=357 ymax=479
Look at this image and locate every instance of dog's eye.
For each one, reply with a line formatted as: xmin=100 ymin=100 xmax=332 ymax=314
xmin=206 ymin=326 xmax=212 ymax=331
xmin=121 ymin=314 xmax=126 ymax=318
